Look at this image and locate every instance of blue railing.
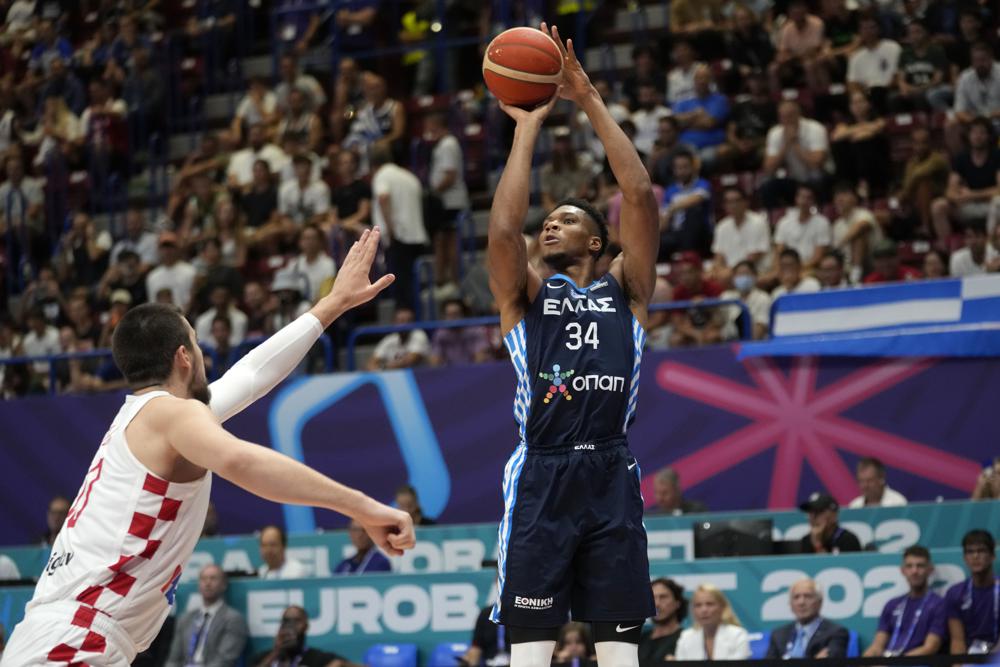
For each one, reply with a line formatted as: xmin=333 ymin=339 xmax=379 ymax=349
xmin=0 ymin=334 xmax=333 ymax=398
xmin=344 ymin=298 xmax=753 ymax=370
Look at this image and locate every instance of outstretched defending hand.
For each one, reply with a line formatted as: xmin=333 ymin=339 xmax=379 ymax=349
xmin=312 ymin=228 xmax=394 ymax=325
xmin=540 ymin=22 xmax=594 ymax=106
xmin=357 ymin=501 xmax=416 ymax=557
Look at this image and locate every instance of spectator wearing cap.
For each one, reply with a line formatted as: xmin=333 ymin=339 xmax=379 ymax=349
xmin=631 ymin=83 xmax=673 ymax=158
xmin=669 ymin=252 xmax=726 ymax=348
xmin=760 ymin=102 xmax=831 ymax=209
xmin=766 ymin=579 xmax=849 ymax=658
xmin=660 ymin=151 xmax=712 ymax=260
xmin=430 ymin=299 xmax=492 ymax=367
xmin=863 ymin=240 xmax=922 ymax=284
xmin=278 ymin=154 xmax=331 ymax=226
xmin=720 ymin=260 xmax=772 ymax=340
xmin=540 ymin=128 xmax=596 ymax=211
xmin=672 ymin=65 xmax=729 ymax=171
xmin=146 ymin=232 xmax=196 ymax=309
xmin=831 ymin=184 xmax=880 ymax=282
xmin=946 ymin=530 xmax=998 ymax=655
xmin=334 ymin=519 xmax=392 ymax=574
xmin=799 ymin=493 xmax=862 ymax=554
xmin=849 ymin=457 xmax=908 ymax=508
xmin=774 ymin=185 xmax=832 ymax=272
xmin=711 ymin=187 xmax=771 ymax=279
xmin=98 ymin=290 xmax=133 ymax=348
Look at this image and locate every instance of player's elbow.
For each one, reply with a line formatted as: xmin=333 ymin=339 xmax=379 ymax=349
xmin=620 ymin=178 xmax=655 ymax=203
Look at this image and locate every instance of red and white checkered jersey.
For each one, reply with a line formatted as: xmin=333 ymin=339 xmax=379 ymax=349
xmin=26 ymin=390 xmax=211 ymax=655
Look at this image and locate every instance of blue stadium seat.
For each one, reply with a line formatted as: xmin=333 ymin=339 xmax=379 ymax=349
xmin=748 ymin=630 xmax=771 ymax=659
xmin=846 ymin=630 xmax=860 ymax=658
xmin=429 ymin=641 xmax=470 ymax=667
xmin=365 ymin=643 xmax=419 ymax=667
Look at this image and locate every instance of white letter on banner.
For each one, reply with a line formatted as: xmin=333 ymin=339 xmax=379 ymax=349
xmin=444 ymin=540 xmax=486 ymax=571
xmin=874 ymin=520 xmax=919 ymax=552
xmin=862 ymin=566 xmax=907 ymax=618
xmin=815 ymin=568 xmax=863 ymax=618
xmin=646 ymin=530 xmax=693 ymax=561
xmin=396 ymin=542 xmax=443 ymax=573
xmin=840 ymin=522 xmax=874 ymax=547
xmin=761 ymin=570 xmax=807 ymax=621
xmin=338 ymin=587 xmax=383 ymax=634
xmin=432 ymin=584 xmax=480 ymax=631
xmin=220 ymin=550 xmax=254 ymax=576
xmin=184 ymin=552 xmax=213 ymax=582
xmin=383 ymin=584 xmax=431 ymax=633
xmin=248 ymin=590 xmax=296 ymax=637
xmin=310 ymin=588 xmax=337 ymax=635
xmin=781 ymin=523 xmax=810 ymax=542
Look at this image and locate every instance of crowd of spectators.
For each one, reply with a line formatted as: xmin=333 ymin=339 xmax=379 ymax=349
xmin=0 ymin=0 xmax=999 ymax=396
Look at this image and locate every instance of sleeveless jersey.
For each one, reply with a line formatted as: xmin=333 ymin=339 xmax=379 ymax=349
xmin=27 ymin=391 xmax=212 ymax=652
xmin=504 ymin=272 xmax=645 ymax=447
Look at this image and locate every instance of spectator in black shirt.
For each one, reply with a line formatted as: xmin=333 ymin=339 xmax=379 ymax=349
xmin=650 ymin=116 xmax=698 ymax=188
xmin=462 ymin=606 xmax=509 ymax=666
xmin=239 ymin=159 xmax=279 ymax=230
xmin=932 ymin=118 xmax=1000 ymax=239
xmin=639 ymin=578 xmax=687 ymax=667
xmin=944 ymin=10 xmax=990 ymax=74
xmin=97 ymin=250 xmax=148 ymax=309
xmin=251 ymin=605 xmax=357 ymax=667
xmin=798 ymin=493 xmax=863 ymax=553
xmin=622 ymin=45 xmax=666 ymax=110
xmin=724 ymin=5 xmax=775 ymax=91
xmin=725 ymin=71 xmax=777 ymax=171
xmin=329 ymin=149 xmax=372 ymax=240
xmin=891 ymin=19 xmax=953 ymax=112
xmin=395 ymin=484 xmax=436 ymax=526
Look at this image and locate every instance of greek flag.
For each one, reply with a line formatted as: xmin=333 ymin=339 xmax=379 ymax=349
xmin=740 ymin=275 xmax=1000 ymax=358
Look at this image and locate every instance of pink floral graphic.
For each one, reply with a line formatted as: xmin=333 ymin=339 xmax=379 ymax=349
xmin=642 ymin=356 xmax=982 ymax=508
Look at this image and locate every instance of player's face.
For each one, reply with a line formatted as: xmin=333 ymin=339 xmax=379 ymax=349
xmin=692 ymin=591 xmax=723 ymax=629
xmin=963 ymin=543 xmax=995 ymax=575
xmin=901 ymin=556 xmax=932 ymax=590
xmin=185 ymin=324 xmax=211 ymax=406
xmin=540 ymin=206 xmax=600 ymax=265
xmin=652 ymin=582 xmax=680 ymax=623
xmin=789 ymin=582 xmax=822 ymax=622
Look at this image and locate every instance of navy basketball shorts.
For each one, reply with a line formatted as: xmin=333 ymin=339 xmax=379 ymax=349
xmin=490 ymin=437 xmax=655 ymax=628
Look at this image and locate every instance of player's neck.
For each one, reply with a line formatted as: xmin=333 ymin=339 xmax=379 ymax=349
xmin=136 ymin=377 xmax=191 ymax=400
xmin=543 ymin=260 xmax=594 ymax=288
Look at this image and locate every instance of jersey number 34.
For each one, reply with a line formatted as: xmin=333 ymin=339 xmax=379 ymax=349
xmin=566 ymin=322 xmax=600 ymax=350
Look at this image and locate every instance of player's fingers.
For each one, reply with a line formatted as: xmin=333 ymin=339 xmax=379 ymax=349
xmin=566 ymin=37 xmax=578 ymax=63
xmin=359 ymin=226 xmax=380 ymax=267
xmin=388 ymin=531 xmax=414 ymax=551
xmin=374 ymin=532 xmax=402 ymax=557
xmin=551 ymin=25 xmax=568 ymax=57
xmin=368 ymin=274 xmax=395 ymax=296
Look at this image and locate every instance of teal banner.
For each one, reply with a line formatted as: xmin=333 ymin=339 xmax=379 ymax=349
xmin=3 ymin=501 xmax=995 ymax=584
xmin=0 ymin=550 xmax=972 ymax=661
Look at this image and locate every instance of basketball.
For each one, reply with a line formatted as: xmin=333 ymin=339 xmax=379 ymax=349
xmin=482 ymin=27 xmax=563 ymax=108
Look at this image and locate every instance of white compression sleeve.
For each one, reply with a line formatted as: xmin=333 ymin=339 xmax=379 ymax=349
xmin=594 ymin=642 xmax=640 ymax=667
xmin=509 ymin=641 xmax=557 ymax=667
xmin=208 ymin=313 xmax=324 ymax=423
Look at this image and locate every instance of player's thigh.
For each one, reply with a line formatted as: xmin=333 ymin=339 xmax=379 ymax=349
xmin=571 ymin=453 xmax=653 ymax=621
xmin=3 ymin=614 xmax=130 ymax=667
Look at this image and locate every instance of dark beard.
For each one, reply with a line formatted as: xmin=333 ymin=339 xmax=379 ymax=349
xmin=190 ymin=377 xmax=211 ymax=405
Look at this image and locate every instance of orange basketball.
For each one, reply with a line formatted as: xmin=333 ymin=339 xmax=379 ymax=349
xmin=482 ymin=27 xmax=563 ymax=108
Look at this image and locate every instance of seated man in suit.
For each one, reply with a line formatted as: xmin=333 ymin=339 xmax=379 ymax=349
xmin=766 ymin=579 xmax=849 ymax=659
xmin=166 ymin=564 xmax=248 ymax=666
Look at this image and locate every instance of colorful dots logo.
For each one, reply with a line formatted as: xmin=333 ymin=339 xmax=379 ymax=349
xmin=539 ymin=364 xmax=575 ymax=404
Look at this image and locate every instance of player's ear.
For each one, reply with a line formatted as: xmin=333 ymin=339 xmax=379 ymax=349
xmin=589 ymin=235 xmax=603 ymax=255
xmin=175 ymin=345 xmax=192 ymax=373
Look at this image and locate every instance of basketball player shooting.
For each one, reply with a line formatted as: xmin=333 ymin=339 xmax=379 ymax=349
xmin=487 ymin=24 xmax=659 ymax=667
xmin=2 ymin=228 xmax=416 ymax=666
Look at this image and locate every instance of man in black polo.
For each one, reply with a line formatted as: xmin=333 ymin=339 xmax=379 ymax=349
xmin=798 ymin=493 xmax=862 ymax=553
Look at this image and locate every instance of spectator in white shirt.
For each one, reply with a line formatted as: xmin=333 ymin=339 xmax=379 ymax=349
xmin=145 ymin=232 xmax=197 ymax=309
xmin=573 ymin=79 xmax=630 ymax=161
xmin=278 ymin=155 xmax=330 ymax=225
xmin=631 ymin=83 xmax=672 ymax=156
xmin=711 ymin=186 xmax=771 ymax=279
xmin=226 ymin=122 xmax=289 ymax=190
xmin=425 ymin=112 xmax=470 ymax=292
xmin=371 ymin=145 xmax=428 ymax=309
xmin=20 ymin=308 xmax=62 ymax=384
xmin=816 ymin=250 xmax=851 ymax=290
xmin=773 ymin=248 xmax=822 ymax=297
xmin=275 ymin=53 xmax=326 ymax=113
xmin=946 ymin=42 xmax=1000 ymax=154
xmin=848 ymin=457 xmax=908 ymax=508
xmin=774 ymin=184 xmax=832 ymax=270
xmin=667 ymin=39 xmax=701 ymax=105
xmin=194 ymin=285 xmax=248 ymax=347
xmin=109 ymin=207 xmax=158 ymax=269
xmin=675 ymin=585 xmax=751 ymax=660
xmin=231 ymin=76 xmax=278 ymax=145
xmin=831 ymin=183 xmax=881 ymax=282
xmin=846 ymin=15 xmax=902 ymax=95
xmin=949 ymin=219 xmax=997 ymax=277
xmin=286 ymin=224 xmax=337 ymax=303
xmin=367 ymin=306 xmax=430 ymax=370
xmin=258 ymin=525 xmax=309 ymax=580
xmin=721 ymin=260 xmax=772 ymax=340
xmin=761 ymin=101 xmax=831 ymax=208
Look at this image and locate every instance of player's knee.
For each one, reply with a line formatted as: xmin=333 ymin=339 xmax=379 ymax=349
xmin=509 ymin=637 xmax=557 ymax=667
xmin=594 ymin=633 xmax=642 ymax=667
xmin=592 ymin=621 xmax=644 ymax=645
